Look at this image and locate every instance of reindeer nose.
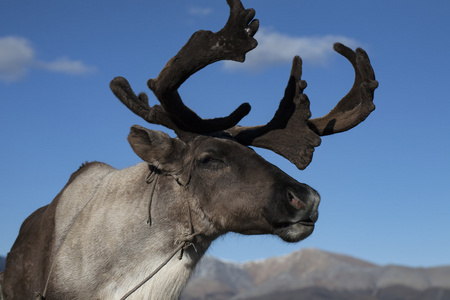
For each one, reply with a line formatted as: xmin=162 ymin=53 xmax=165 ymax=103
xmin=287 ymin=188 xmax=320 ymax=213
xmin=287 ymin=190 xmax=307 ymax=210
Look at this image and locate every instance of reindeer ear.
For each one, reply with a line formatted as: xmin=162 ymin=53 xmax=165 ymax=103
xmin=127 ymin=125 xmax=187 ymax=174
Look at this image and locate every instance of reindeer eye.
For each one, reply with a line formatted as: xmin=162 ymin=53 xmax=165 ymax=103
xmin=201 ymin=157 xmax=215 ymax=164
xmin=198 ymin=155 xmax=227 ymax=170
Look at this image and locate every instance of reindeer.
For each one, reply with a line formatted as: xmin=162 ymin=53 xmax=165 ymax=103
xmin=1 ymin=0 xmax=378 ymax=299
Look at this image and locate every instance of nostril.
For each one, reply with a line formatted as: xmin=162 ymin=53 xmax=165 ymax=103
xmin=287 ymin=191 xmax=306 ymax=210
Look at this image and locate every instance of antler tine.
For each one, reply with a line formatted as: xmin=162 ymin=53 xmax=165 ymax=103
xmin=147 ymin=0 xmax=259 ymax=134
xmin=227 ymin=43 xmax=378 ymax=170
xmin=228 ymin=56 xmax=322 ymax=170
xmin=110 ymin=76 xmax=179 ymax=132
xmin=307 ymin=43 xmax=378 ymax=136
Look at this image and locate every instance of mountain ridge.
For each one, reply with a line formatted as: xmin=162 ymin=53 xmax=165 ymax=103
xmin=181 ymin=248 xmax=450 ymax=300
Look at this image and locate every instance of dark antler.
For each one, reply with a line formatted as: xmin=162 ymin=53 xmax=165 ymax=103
xmin=111 ymin=0 xmax=259 ymax=134
xmin=110 ymin=77 xmax=177 ymax=130
xmin=227 ymin=43 xmax=378 ymax=170
xmin=226 ymin=56 xmax=321 ymax=170
xmin=111 ymin=0 xmax=378 ymax=171
xmin=307 ymin=43 xmax=378 ymax=136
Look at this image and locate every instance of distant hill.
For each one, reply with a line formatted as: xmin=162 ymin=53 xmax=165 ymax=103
xmin=181 ymin=248 xmax=450 ymax=300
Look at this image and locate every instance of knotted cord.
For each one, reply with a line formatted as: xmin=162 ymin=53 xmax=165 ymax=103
xmin=119 ymin=232 xmax=197 ymax=300
xmin=0 ymin=281 xmax=4 ymax=300
xmin=145 ymin=165 xmax=160 ymax=226
xmin=34 ymin=165 xmax=197 ymax=300
xmin=119 ymin=165 xmax=197 ymax=300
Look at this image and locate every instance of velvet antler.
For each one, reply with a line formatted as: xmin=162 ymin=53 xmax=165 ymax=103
xmin=226 ymin=56 xmax=321 ymax=170
xmin=227 ymin=43 xmax=378 ymax=170
xmin=307 ymin=43 xmax=378 ymax=136
xmin=111 ymin=0 xmax=258 ymax=135
xmin=110 ymin=0 xmax=378 ymax=170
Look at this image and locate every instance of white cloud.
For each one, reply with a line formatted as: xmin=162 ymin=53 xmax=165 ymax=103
xmin=223 ymin=28 xmax=360 ymax=71
xmin=188 ymin=6 xmax=213 ymax=17
xmin=0 ymin=36 xmax=96 ymax=83
xmin=36 ymin=57 xmax=96 ymax=75
xmin=0 ymin=36 xmax=34 ymax=82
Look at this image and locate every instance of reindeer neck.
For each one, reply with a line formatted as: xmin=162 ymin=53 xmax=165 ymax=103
xmin=50 ymin=163 xmax=212 ymax=300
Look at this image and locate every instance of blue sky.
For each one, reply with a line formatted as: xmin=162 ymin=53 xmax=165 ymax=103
xmin=1 ymin=0 xmax=449 ymax=268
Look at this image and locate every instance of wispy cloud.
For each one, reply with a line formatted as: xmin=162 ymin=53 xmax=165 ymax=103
xmin=0 ymin=36 xmax=96 ymax=83
xmin=188 ymin=6 xmax=213 ymax=17
xmin=224 ymin=28 xmax=360 ymax=71
xmin=35 ymin=57 xmax=96 ymax=75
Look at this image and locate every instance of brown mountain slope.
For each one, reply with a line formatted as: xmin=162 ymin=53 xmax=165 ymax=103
xmin=180 ymin=248 xmax=450 ymax=300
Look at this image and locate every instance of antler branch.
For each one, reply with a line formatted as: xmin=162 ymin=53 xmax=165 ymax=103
xmin=111 ymin=0 xmax=259 ymax=134
xmin=110 ymin=77 xmax=177 ymax=130
xmin=227 ymin=56 xmax=321 ymax=170
xmin=307 ymin=43 xmax=378 ymax=135
xmin=227 ymin=43 xmax=378 ymax=170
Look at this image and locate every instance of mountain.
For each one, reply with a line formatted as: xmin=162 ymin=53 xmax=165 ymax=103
xmin=180 ymin=249 xmax=450 ymax=300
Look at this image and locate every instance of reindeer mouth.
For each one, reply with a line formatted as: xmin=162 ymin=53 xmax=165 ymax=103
xmin=273 ymin=220 xmax=315 ymax=243
xmin=272 ymin=205 xmax=317 ymax=242
xmin=296 ymin=220 xmax=315 ymax=227
xmin=273 ymin=217 xmax=316 ymax=230
xmin=276 ymin=219 xmax=315 ymax=229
